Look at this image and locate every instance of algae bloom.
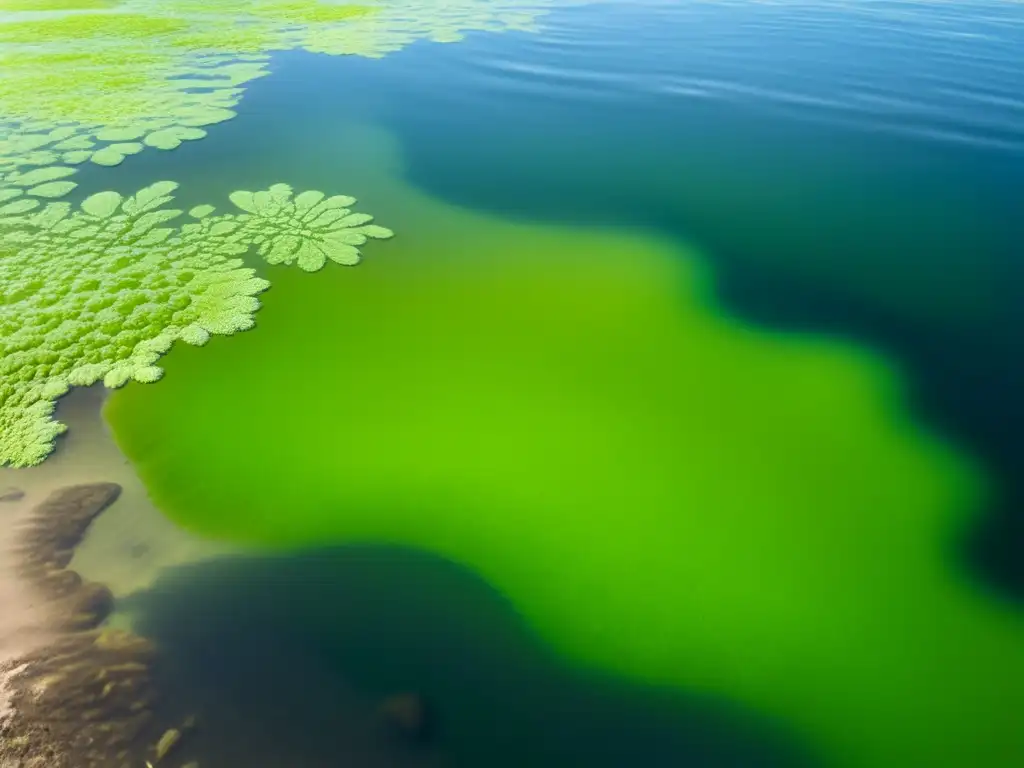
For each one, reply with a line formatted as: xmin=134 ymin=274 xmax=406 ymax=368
xmin=0 ymin=0 xmax=557 ymax=464
xmin=106 ymin=145 xmax=1024 ymax=767
xmin=0 ymin=181 xmax=390 ymax=466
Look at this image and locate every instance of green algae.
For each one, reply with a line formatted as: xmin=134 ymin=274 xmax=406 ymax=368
xmin=0 ymin=0 xmax=121 ymax=9
xmin=0 ymin=0 xmax=562 ymax=271
xmin=0 ymin=0 xmax=558 ymax=139
xmin=0 ymin=0 xmax=561 ymax=461
xmin=0 ymin=179 xmax=390 ymax=465
xmin=0 ymin=14 xmax=190 ymax=43
xmin=106 ymin=127 xmax=1024 ymax=768
xmin=229 ymin=184 xmax=393 ymax=270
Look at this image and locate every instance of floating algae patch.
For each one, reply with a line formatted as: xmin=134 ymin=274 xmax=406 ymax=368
xmin=0 ymin=0 xmax=559 ymax=151
xmin=0 ymin=179 xmax=391 ymax=466
xmin=0 ymin=0 xmax=121 ymax=10
xmin=0 ymin=14 xmax=191 ymax=43
xmin=106 ymin=128 xmax=1024 ymax=768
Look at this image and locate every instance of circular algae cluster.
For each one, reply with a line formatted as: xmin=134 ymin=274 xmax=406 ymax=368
xmin=0 ymin=0 xmax=557 ymax=466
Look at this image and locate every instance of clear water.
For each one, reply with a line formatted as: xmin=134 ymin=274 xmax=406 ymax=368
xmin=3 ymin=1 xmax=1024 ymax=766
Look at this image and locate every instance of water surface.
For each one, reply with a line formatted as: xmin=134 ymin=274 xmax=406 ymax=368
xmin=5 ymin=1 xmax=1024 ymax=766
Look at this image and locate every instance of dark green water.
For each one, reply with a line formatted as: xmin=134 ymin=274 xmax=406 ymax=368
xmin=63 ymin=1 xmax=1024 ymax=765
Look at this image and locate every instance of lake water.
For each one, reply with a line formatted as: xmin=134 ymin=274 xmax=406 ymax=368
xmin=1 ymin=1 xmax=1023 ymax=766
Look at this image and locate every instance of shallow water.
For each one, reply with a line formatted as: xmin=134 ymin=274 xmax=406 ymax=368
xmin=3 ymin=1 xmax=1024 ymax=766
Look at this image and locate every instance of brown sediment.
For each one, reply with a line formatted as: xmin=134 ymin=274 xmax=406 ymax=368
xmin=0 ymin=484 xmax=197 ymax=768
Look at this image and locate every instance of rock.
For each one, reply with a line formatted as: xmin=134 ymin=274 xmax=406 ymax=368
xmin=38 ymin=568 xmax=84 ymax=598
xmin=377 ymin=692 xmax=432 ymax=743
xmin=54 ymin=581 xmax=114 ymax=631
xmin=16 ymin=484 xmax=122 ymax=575
xmin=12 ymin=485 xmax=121 ymax=633
xmin=0 ymin=486 xmax=24 ymax=502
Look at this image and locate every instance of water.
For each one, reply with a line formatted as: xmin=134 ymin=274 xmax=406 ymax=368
xmin=2 ymin=1 xmax=1024 ymax=766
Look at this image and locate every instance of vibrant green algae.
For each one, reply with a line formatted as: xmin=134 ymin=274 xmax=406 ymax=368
xmin=0 ymin=180 xmax=390 ymax=466
xmin=0 ymin=0 xmax=554 ymax=149
xmin=107 ymin=131 xmax=1024 ymax=768
xmin=0 ymin=0 xmax=120 ymax=9
xmin=0 ymin=0 xmax=560 ymax=276
xmin=2 ymin=4 xmax=1019 ymax=765
xmin=0 ymin=0 xmax=554 ymax=463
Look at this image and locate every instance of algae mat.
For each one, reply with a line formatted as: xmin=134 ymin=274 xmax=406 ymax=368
xmin=106 ymin=126 xmax=1024 ymax=767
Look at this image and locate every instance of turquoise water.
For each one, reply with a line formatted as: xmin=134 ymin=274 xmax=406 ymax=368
xmin=5 ymin=1 xmax=1024 ymax=766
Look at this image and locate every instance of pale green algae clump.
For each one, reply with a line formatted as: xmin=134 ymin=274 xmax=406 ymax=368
xmin=106 ymin=135 xmax=1024 ymax=768
xmin=0 ymin=181 xmax=391 ymax=465
xmin=0 ymin=0 xmax=553 ymax=172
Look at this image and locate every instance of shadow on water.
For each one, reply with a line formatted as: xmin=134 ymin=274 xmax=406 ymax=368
xmin=122 ymin=544 xmax=813 ymax=768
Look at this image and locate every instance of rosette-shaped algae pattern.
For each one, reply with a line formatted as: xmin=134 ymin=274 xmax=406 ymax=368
xmin=0 ymin=180 xmax=390 ymax=466
xmin=0 ymin=181 xmax=261 ymax=466
xmin=230 ymin=183 xmax=393 ymax=271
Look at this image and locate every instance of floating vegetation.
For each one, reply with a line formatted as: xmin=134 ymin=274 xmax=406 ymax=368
xmin=0 ymin=0 xmax=555 ymax=178
xmin=0 ymin=0 xmax=548 ymax=465
xmin=0 ymin=180 xmax=390 ymax=467
xmin=231 ymin=184 xmax=393 ymax=270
